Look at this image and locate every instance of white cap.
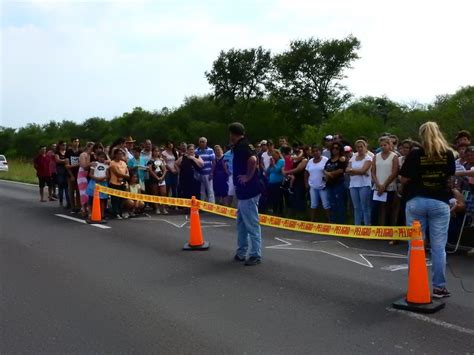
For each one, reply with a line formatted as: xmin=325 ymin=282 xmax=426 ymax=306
xmin=325 ymin=135 xmax=334 ymax=141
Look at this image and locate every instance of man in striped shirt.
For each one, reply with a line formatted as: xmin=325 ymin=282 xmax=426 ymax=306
xmin=196 ymin=137 xmax=216 ymax=203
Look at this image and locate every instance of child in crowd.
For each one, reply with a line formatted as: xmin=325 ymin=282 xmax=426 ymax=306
xmin=147 ymin=146 xmax=168 ymax=215
xmin=128 ymin=146 xmax=147 ymax=191
xmin=125 ymin=173 xmax=145 ymax=216
xmin=86 ymin=151 xmax=109 ymax=220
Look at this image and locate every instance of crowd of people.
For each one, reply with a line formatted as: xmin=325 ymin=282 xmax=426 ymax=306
xmin=31 ymin=122 xmax=473 ymax=292
xmin=33 ymin=127 xmax=473 ymax=239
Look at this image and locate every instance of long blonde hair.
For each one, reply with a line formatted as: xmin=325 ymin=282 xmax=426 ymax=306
xmin=419 ymin=121 xmax=451 ymax=160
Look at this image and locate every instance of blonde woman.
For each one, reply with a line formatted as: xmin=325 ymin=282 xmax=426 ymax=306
xmin=400 ymin=121 xmax=456 ymax=298
xmin=371 ymin=136 xmax=399 ymax=226
xmin=346 ymin=140 xmax=372 ymax=225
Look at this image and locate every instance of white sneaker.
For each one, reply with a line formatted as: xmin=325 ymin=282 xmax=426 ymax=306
xmin=162 ymin=209 xmax=169 ymax=215
xmin=155 ymin=209 xmax=161 ymax=215
xmin=122 ymin=212 xmax=130 ymax=219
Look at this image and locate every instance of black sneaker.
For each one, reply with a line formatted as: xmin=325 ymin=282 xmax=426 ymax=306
xmin=433 ymin=287 xmax=451 ymax=299
xmin=244 ymin=257 xmax=261 ymax=266
xmin=234 ymin=255 xmax=246 ymax=262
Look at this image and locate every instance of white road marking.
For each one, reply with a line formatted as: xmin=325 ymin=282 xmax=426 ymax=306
xmin=386 ymin=307 xmax=474 ymax=336
xmin=55 ymin=214 xmax=111 ymax=229
xmin=132 ymin=216 xmax=230 ymax=229
xmin=160 ymin=219 xmax=188 ymax=228
xmin=382 ymin=261 xmax=432 ymax=272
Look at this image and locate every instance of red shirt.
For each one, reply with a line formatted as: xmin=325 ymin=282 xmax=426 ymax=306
xmin=284 ymin=155 xmax=293 ymax=170
xmin=47 ymin=150 xmax=57 ymax=174
xmin=34 ymin=154 xmax=52 ymax=177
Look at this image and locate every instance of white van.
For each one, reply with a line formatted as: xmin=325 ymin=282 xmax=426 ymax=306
xmin=0 ymin=155 xmax=9 ymax=172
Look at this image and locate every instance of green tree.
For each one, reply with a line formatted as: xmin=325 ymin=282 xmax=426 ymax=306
xmin=272 ymin=36 xmax=361 ymax=124
xmin=0 ymin=127 xmax=17 ymax=156
xmin=205 ymin=47 xmax=272 ymax=103
xmin=429 ymin=86 xmax=474 ymax=139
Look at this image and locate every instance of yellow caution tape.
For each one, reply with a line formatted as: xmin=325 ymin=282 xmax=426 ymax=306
xmin=97 ymin=185 xmax=191 ymax=207
xmin=96 ymin=185 xmax=412 ymax=241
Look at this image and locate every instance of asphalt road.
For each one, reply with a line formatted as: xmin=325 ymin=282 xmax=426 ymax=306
xmin=1 ymin=180 xmax=473 ymax=354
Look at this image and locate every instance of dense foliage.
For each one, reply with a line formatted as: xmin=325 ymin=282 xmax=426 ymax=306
xmin=1 ymin=36 xmax=473 ymax=158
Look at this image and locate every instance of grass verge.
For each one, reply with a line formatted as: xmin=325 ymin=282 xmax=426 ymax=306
xmin=0 ymin=158 xmax=37 ymax=184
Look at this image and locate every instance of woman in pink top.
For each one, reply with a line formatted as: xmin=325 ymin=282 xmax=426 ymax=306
xmin=78 ymin=142 xmax=95 ymax=216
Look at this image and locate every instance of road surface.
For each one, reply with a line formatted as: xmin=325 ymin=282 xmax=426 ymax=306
xmin=1 ymin=180 xmax=473 ymax=354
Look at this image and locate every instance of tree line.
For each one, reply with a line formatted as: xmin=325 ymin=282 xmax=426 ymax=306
xmin=1 ymin=35 xmax=473 ymax=158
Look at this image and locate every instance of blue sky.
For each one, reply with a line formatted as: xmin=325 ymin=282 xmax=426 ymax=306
xmin=2 ymin=0 xmax=473 ymax=128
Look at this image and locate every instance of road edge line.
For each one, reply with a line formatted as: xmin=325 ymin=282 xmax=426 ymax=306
xmin=55 ymin=214 xmax=111 ymax=229
xmin=0 ymin=179 xmax=36 ymax=187
xmin=386 ymin=307 xmax=474 ymax=335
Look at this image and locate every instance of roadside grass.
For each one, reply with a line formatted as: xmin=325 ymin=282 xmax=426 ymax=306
xmin=0 ymin=159 xmax=37 ymax=184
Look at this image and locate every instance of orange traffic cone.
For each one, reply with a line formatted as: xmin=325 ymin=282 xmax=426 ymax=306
xmin=183 ymin=196 xmax=210 ymax=250
xmin=392 ymin=220 xmax=444 ymax=313
xmin=87 ymin=186 xmax=105 ymax=224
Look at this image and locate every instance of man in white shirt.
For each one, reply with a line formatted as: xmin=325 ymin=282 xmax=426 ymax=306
xmin=260 ymin=139 xmax=274 ymax=172
xmin=322 ymin=135 xmax=333 ymax=158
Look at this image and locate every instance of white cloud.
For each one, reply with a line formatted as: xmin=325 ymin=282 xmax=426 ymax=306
xmin=1 ymin=0 xmax=473 ymax=128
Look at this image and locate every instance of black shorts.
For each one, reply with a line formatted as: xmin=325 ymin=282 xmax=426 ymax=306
xmin=38 ymin=176 xmax=52 ymax=188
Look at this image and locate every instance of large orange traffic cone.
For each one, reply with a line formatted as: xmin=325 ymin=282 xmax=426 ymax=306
xmin=87 ymin=186 xmax=105 ymax=224
xmin=392 ymin=220 xmax=444 ymax=313
xmin=183 ymin=196 xmax=210 ymax=250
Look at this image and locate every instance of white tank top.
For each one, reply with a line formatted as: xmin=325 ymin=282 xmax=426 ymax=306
xmin=375 ymin=152 xmax=397 ymax=191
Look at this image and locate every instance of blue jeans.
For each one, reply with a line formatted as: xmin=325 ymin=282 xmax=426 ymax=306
xmin=350 ymin=186 xmax=372 ymax=225
xmin=56 ymin=173 xmax=70 ymax=206
xmin=327 ymin=183 xmax=346 ymax=224
xmin=406 ymin=197 xmax=450 ymax=288
xmin=236 ymin=195 xmax=262 ymax=259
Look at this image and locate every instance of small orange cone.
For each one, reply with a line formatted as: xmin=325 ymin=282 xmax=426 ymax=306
xmin=183 ymin=196 xmax=210 ymax=251
xmin=87 ymin=186 xmax=105 ymax=224
xmin=392 ymin=220 xmax=444 ymax=313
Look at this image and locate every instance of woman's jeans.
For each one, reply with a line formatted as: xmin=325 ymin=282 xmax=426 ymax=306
xmin=268 ymin=182 xmax=284 ymax=215
xmin=165 ymin=172 xmax=178 ymax=197
xmin=109 ymin=183 xmax=125 ymax=217
xmin=327 ymin=183 xmax=346 ymax=224
xmin=406 ymin=197 xmax=450 ymax=288
xmin=56 ymin=173 xmax=70 ymax=206
xmin=349 ymin=186 xmax=372 ymax=225
xmin=309 ymin=187 xmax=330 ymax=210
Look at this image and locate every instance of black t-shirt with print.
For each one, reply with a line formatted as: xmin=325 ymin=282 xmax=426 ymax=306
xmin=400 ymin=148 xmax=455 ymax=204
xmin=324 ymin=158 xmax=348 ymax=186
xmin=65 ymin=149 xmax=81 ymax=177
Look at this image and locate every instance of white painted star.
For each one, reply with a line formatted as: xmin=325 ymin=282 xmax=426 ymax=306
xmin=266 ymin=237 xmax=407 ymax=268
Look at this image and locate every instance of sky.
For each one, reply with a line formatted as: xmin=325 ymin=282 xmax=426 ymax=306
xmin=1 ymin=0 xmax=473 ymax=129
